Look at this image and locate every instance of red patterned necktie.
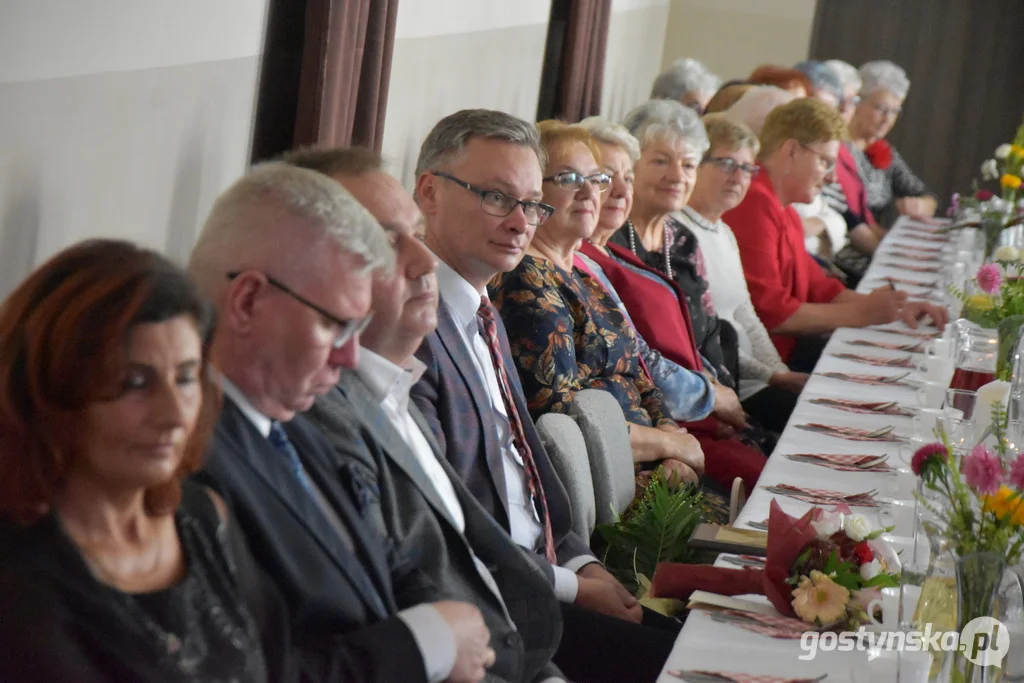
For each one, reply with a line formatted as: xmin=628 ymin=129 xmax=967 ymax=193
xmin=477 ymin=296 xmax=557 ymax=563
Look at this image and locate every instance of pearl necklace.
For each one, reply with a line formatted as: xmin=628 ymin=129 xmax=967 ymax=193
xmin=626 ymin=219 xmax=674 ymax=279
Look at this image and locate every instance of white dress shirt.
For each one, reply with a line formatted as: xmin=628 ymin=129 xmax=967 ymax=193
xmin=219 ymin=376 xmax=457 ymax=683
xmin=434 ymin=258 xmax=596 ymax=602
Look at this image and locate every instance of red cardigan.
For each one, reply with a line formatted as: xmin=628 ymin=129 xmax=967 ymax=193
xmin=836 ymin=143 xmax=875 ymax=226
xmin=722 ymin=171 xmax=846 ymax=361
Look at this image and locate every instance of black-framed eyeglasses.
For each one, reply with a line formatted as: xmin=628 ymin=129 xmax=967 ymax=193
xmin=799 ymin=144 xmax=837 ymax=174
xmin=431 ymin=171 xmax=554 ymax=226
xmin=226 ymin=271 xmax=372 ymax=349
xmin=543 ymin=170 xmax=612 ymax=192
xmin=702 ymin=156 xmax=760 ymax=178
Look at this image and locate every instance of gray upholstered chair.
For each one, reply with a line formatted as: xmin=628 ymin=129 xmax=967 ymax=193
xmin=568 ymin=389 xmax=635 ymax=527
xmin=534 ymin=412 xmax=595 ymax=539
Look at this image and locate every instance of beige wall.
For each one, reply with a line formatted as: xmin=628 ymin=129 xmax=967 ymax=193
xmin=381 ymin=0 xmax=553 ymax=188
xmin=603 ymin=0 xmax=672 ymax=122
xmin=0 ymin=0 xmax=268 ymax=296
xmin=660 ymin=0 xmax=815 ymax=82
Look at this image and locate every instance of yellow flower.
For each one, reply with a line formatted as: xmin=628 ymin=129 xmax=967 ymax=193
xmin=983 ymin=485 xmax=1024 ymax=525
xmin=966 ymin=293 xmax=995 ymax=312
xmin=1011 ymin=145 xmax=1024 ymax=158
xmin=792 ymin=570 xmax=850 ymax=625
xmin=1001 ymin=174 xmax=1023 ymax=190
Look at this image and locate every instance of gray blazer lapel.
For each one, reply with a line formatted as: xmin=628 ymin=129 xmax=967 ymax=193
xmin=337 ymin=373 xmax=460 ymax=531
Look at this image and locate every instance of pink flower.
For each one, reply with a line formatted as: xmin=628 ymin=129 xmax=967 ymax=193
xmin=1010 ymin=453 xmax=1024 ymax=490
xmin=977 ymin=263 xmax=1003 ymax=294
xmin=963 ymin=445 xmax=1005 ymax=495
xmin=911 ymin=442 xmax=948 ymax=475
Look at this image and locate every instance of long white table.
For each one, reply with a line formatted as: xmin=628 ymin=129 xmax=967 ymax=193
xmin=658 ymin=216 xmax=950 ymax=682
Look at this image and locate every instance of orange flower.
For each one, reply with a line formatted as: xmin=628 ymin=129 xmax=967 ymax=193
xmin=1001 ymin=174 xmax=1023 ymax=190
xmin=792 ymin=570 xmax=850 ymax=625
xmin=982 ymin=485 xmax=1024 ymax=525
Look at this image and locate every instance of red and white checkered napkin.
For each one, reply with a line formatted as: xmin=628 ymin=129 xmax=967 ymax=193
xmin=808 ymin=397 xmax=915 ymax=418
xmin=879 ymin=261 xmax=941 ymax=274
xmin=847 ymin=338 xmax=926 ymax=353
xmin=886 ymin=250 xmax=940 ymax=262
xmin=871 ymin=326 xmax=942 ymax=340
xmin=667 ymin=668 xmax=822 ymax=683
xmin=885 ymin=275 xmax=939 ymax=288
xmin=785 ymin=452 xmax=892 ymax=472
xmin=831 ymin=352 xmax=916 ymax=368
xmin=765 ymin=483 xmax=877 ymax=507
xmin=712 ymin=609 xmax=810 ymax=639
xmin=795 ymin=422 xmax=902 ymax=443
xmin=818 ymin=371 xmax=915 ymax=387
xmin=890 ymin=242 xmax=944 ymax=254
xmin=900 ymin=232 xmax=949 ymax=243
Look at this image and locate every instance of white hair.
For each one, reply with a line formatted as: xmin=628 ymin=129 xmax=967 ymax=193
xmin=650 ymin=58 xmax=722 ymax=102
xmin=724 ymin=86 xmax=797 ymax=136
xmin=189 ymin=162 xmax=394 ymax=295
xmin=576 ymin=116 xmax=641 ymax=163
xmin=824 ymin=59 xmax=862 ymax=93
xmin=622 ymin=99 xmax=710 ymax=158
xmin=858 ymin=60 xmax=910 ymax=100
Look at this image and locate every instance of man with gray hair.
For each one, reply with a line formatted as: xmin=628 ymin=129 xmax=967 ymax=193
xmin=651 ymin=57 xmax=722 ymax=115
xmin=192 ymin=163 xmax=497 ymax=683
xmin=410 ymin=109 xmax=680 ymax=683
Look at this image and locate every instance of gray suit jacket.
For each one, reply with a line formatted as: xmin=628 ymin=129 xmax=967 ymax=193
xmin=305 ymin=371 xmax=564 ymax=683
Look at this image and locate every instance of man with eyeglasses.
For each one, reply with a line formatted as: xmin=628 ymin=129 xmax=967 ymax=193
xmin=191 ymin=163 xmax=498 ymax=683
xmin=409 ymin=109 xmax=684 ymax=683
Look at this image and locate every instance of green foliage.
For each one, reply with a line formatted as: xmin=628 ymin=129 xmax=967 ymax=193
xmin=596 ymin=466 xmax=706 ymax=593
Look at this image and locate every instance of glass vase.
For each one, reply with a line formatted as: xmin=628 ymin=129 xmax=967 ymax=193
xmin=948 ymin=551 xmax=1010 ymax=683
xmin=913 ymin=519 xmax=957 ymax=680
xmin=998 ymin=317 xmax=1024 ymax=381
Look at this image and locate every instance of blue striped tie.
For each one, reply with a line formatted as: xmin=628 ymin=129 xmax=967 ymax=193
xmin=268 ymin=421 xmax=315 ymax=494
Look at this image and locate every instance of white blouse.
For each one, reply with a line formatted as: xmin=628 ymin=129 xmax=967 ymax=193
xmin=678 ymin=207 xmax=789 ymax=400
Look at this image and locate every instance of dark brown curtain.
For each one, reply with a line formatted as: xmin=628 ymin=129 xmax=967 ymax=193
xmin=810 ymin=0 xmax=1024 ymax=216
xmin=537 ymin=0 xmax=612 ymax=122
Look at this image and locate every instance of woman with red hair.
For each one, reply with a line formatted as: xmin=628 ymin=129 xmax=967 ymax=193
xmin=747 ymin=65 xmax=813 ymax=98
xmin=0 ymin=240 xmax=287 ymax=682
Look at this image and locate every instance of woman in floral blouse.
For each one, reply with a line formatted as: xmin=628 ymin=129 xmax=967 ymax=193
xmin=492 ymin=121 xmax=706 ymax=488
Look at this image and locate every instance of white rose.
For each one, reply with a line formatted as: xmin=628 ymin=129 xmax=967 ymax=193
xmin=860 ymin=559 xmax=883 ymax=581
xmin=844 ymin=513 xmax=873 ymax=541
xmin=994 ymin=245 xmax=1021 ymax=262
xmin=990 ymin=196 xmax=1010 ymax=213
xmin=811 ymin=510 xmax=843 ymax=539
xmin=996 ymin=144 xmax=1013 ymax=160
xmin=982 ymin=159 xmax=1000 ymax=181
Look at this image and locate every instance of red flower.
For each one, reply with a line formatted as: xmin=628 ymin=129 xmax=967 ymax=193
xmin=853 ymin=541 xmax=875 ymax=565
xmin=911 ymin=442 xmax=948 ymax=475
xmin=865 ymin=140 xmax=893 ymax=170
xmin=977 ymin=189 xmax=996 ymax=201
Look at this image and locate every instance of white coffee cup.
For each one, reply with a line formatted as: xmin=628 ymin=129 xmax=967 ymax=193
xmin=917 ymin=354 xmax=954 ymax=383
xmin=916 ymin=380 xmax=947 ymax=409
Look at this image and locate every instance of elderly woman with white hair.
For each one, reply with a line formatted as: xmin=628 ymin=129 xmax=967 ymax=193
xmin=847 ymin=60 xmax=935 ymax=219
xmin=824 ymin=59 xmax=863 ymax=124
xmin=651 ymin=58 xmax=722 ymax=116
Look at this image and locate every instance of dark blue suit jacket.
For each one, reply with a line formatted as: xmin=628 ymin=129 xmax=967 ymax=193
xmin=411 ymin=298 xmax=593 ymax=584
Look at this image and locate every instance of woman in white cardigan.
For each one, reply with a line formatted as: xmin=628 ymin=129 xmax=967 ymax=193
xmin=677 ymin=114 xmax=808 ymax=432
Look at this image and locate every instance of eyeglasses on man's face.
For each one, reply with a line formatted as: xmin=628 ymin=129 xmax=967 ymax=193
xmin=702 ymin=156 xmax=759 ymax=178
xmin=225 ymin=271 xmax=372 ymax=350
xmin=543 ymin=170 xmax=612 ymax=192
xmin=799 ymin=144 xmax=837 ymax=174
xmin=431 ymin=171 xmax=554 ymax=226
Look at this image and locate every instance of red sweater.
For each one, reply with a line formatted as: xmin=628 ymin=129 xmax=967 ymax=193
xmin=722 ymin=171 xmax=846 ymax=361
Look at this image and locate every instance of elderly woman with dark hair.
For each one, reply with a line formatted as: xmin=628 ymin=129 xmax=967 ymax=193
xmin=847 ymin=60 xmax=935 ymax=220
xmin=0 ymin=240 xmax=291 ymax=683
xmin=651 ymin=57 xmax=722 ymax=116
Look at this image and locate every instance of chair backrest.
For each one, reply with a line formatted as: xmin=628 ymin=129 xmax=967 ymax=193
xmin=569 ymin=389 xmax=635 ymax=526
xmin=534 ymin=412 xmax=595 ymax=539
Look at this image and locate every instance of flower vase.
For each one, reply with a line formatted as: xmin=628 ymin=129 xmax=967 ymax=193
xmin=948 ymin=551 xmax=1009 ymax=683
xmin=997 ymin=317 xmax=1024 ymax=381
xmin=984 ymin=217 xmax=1008 ymax=260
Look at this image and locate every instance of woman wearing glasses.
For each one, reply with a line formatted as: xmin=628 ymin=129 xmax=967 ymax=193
xmin=682 ymin=115 xmax=807 ymax=432
xmin=491 ymin=120 xmax=707 ymax=490
xmin=846 ymin=60 xmax=935 ymax=221
xmin=722 ymin=98 xmax=948 ymax=372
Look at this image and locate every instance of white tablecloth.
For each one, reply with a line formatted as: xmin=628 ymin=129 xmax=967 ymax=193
xmin=658 ymin=216 xmax=951 ymax=682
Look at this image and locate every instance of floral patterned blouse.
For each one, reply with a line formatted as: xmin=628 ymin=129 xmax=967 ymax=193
xmin=609 ymin=215 xmax=736 ymax=388
xmin=490 ymin=255 xmax=674 ymax=428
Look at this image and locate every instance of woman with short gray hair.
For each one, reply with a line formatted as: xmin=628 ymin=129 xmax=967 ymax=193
xmin=824 ymin=59 xmax=862 ymax=124
xmin=846 ymin=60 xmax=935 ymax=219
xmin=650 ymin=58 xmax=721 ymax=116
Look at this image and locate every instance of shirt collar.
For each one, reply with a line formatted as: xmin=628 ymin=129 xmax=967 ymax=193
xmin=356 ymin=347 xmax=426 ymax=409
xmin=219 ymin=376 xmax=273 ymax=438
xmin=433 ymin=256 xmax=487 ymax=336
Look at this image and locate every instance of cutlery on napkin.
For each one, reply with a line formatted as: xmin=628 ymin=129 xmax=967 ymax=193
xmin=847 ymin=339 xmax=926 ymax=353
xmin=830 ymin=352 xmax=916 ymax=368
xmin=817 ymin=371 xmax=918 ymax=387
xmin=807 ymin=397 xmax=914 ymax=417
xmin=795 ymin=422 xmax=905 ymax=442
xmin=869 ymin=327 xmax=942 ymax=341
xmin=667 ymin=669 xmax=827 ymax=683
xmin=886 ymin=250 xmax=939 ymax=262
xmin=878 ymin=261 xmax=940 ymax=274
xmin=763 ymin=483 xmax=878 ymax=507
xmin=783 ymin=452 xmax=891 ymax=472
xmin=889 ymin=242 xmax=943 ymax=253
xmin=720 ymin=555 xmax=767 ymax=568
xmin=877 ymin=276 xmax=939 ymax=288
xmin=705 ymin=609 xmax=812 ymax=640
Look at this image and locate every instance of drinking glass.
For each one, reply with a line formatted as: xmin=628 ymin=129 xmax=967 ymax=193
xmin=951 ymin=324 xmax=998 ymax=392
xmin=945 ymin=388 xmax=978 ymax=420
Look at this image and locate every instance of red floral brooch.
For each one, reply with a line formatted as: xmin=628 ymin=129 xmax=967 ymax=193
xmin=864 ymin=139 xmax=893 ymax=170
